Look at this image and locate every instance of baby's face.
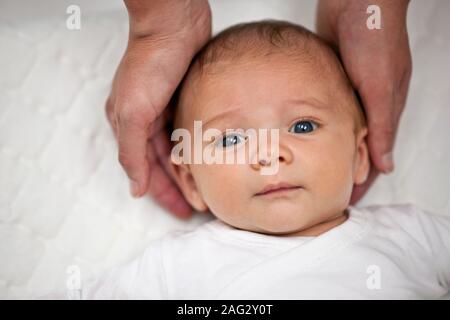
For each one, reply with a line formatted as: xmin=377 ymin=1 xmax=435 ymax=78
xmin=171 ymin=53 xmax=369 ymax=236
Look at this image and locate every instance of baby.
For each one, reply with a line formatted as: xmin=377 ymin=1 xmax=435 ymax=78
xmin=81 ymin=20 xmax=449 ymax=299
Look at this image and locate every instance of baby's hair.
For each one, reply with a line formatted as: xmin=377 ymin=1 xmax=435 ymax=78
xmin=169 ymin=20 xmax=367 ymax=135
xmin=196 ymin=20 xmax=317 ymax=73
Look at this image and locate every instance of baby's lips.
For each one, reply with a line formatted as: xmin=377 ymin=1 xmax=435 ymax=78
xmin=254 ymin=182 xmax=302 ymax=196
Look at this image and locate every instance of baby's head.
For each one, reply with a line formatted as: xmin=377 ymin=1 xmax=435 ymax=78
xmin=168 ymin=20 xmax=369 ymax=236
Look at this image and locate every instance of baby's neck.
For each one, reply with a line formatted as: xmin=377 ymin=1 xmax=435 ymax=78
xmin=279 ymin=209 xmax=349 ymax=237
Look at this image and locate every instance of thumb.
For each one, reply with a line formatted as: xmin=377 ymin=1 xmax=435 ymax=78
xmin=117 ymin=102 xmax=157 ymax=197
xmin=362 ymin=86 xmax=397 ymax=174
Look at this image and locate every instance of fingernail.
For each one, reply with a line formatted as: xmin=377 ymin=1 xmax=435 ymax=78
xmin=130 ymin=180 xmax=141 ymax=198
xmin=382 ymin=152 xmax=394 ymax=173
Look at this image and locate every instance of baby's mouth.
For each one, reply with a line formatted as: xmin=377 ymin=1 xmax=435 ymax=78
xmin=254 ymin=182 xmax=302 ymax=197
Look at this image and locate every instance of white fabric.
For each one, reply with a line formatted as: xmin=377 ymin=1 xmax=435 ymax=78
xmin=75 ymin=204 xmax=450 ymax=299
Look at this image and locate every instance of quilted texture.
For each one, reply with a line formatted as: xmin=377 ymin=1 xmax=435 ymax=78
xmin=0 ymin=0 xmax=449 ymax=299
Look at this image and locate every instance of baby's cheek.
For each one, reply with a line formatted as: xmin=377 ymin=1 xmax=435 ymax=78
xmin=325 ymin=168 xmax=354 ymax=208
xmin=196 ymin=164 xmax=245 ymax=218
xmin=309 ymin=140 xmax=354 ymax=206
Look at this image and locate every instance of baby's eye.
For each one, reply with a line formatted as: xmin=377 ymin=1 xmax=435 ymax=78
xmin=216 ymin=133 xmax=247 ymax=148
xmin=288 ymin=120 xmax=318 ymax=134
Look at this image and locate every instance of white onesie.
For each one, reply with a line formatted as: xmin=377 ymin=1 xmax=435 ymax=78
xmin=73 ymin=203 xmax=450 ymax=299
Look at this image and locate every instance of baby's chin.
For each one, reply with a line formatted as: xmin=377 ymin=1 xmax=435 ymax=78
xmin=232 ymin=210 xmax=316 ymax=236
xmin=238 ymin=206 xmax=349 ymax=237
xmin=251 ymin=218 xmax=314 ymax=236
xmin=212 ymin=200 xmax=347 ymax=236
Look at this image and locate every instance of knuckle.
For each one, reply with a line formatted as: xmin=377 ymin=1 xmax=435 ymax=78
xmin=105 ymin=98 xmax=113 ymax=114
xmin=105 ymin=108 xmax=118 ymax=136
xmin=118 ymin=106 xmax=144 ymax=126
xmin=117 ymin=104 xmax=158 ymax=131
xmin=405 ymin=57 xmax=412 ymax=72
xmin=369 ymin=114 xmax=396 ymax=137
xmin=378 ymin=123 xmax=396 ymax=140
xmin=399 ymin=65 xmax=412 ymax=91
xmin=383 ymin=124 xmax=396 ymax=137
xmin=118 ymin=151 xmax=134 ymax=170
xmin=105 ymin=98 xmax=115 ymax=120
xmin=105 ymin=106 xmax=115 ymax=124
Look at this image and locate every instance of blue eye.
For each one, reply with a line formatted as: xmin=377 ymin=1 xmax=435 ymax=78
xmin=216 ymin=133 xmax=246 ymax=148
xmin=289 ymin=120 xmax=318 ymax=134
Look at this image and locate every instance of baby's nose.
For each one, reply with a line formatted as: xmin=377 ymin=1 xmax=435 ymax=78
xmin=250 ymin=140 xmax=293 ymax=172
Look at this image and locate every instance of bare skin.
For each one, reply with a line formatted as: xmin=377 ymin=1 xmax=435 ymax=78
xmin=105 ymin=0 xmax=212 ymax=218
xmin=106 ymin=0 xmax=411 ymax=218
xmin=316 ymin=0 xmax=412 ymax=203
xmin=169 ymin=56 xmax=370 ymax=237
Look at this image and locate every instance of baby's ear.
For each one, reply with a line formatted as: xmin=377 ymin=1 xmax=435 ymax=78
xmin=353 ymin=127 xmax=370 ymax=185
xmin=166 ymin=156 xmax=209 ymax=212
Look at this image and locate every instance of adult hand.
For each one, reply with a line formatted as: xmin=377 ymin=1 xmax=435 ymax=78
xmin=106 ymin=0 xmax=212 ymax=218
xmin=316 ymin=0 xmax=412 ymax=204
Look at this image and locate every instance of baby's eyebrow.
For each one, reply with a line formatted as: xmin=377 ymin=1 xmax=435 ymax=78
xmin=202 ymin=107 xmax=243 ymax=129
xmin=201 ymin=97 xmax=329 ymax=129
xmin=284 ymin=97 xmax=329 ymax=110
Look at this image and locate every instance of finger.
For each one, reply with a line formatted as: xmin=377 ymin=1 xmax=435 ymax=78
xmin=117 ymin=103 xmax=157 ymax=197
xmin=105 ymin=96 xmax=118 ymax=139
xmin=350 ymin=165 xmax=380 ymax=205
xmin=150 ymin=112 xmax=195 ymax=218
xmin=147 ymin=136 xmax=193 ymax=219
xmin=147 ymin=107 xmax=172 ymax=140
xmin=359 ymin=82 xmax=397 ymax=174
xmin=150 ymin=171 xmax=193 ymax=219
xmin=151 ymin=118 xmax=177 ymax=177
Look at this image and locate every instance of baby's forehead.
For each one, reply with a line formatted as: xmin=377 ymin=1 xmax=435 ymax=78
xmin=194 ymin=20 xmax=332 ymax=69
xmin=182 ymin=71 xmax=349 ymax=133
xmin=173 ymin=21 xmax=364 ymax=131
xmin=180 ymin=59 xmax=342 ymax=124
xmin=185 ymin=36 xmax=346 ymax=108
xmin=192 ymin=38 xmax=338 ymax=84
xmin=186 ymin=52 xmax=346 ymax=111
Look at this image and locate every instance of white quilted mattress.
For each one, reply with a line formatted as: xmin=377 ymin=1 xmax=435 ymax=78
xmin=0 ymin=0 xmax=449 ymax=299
